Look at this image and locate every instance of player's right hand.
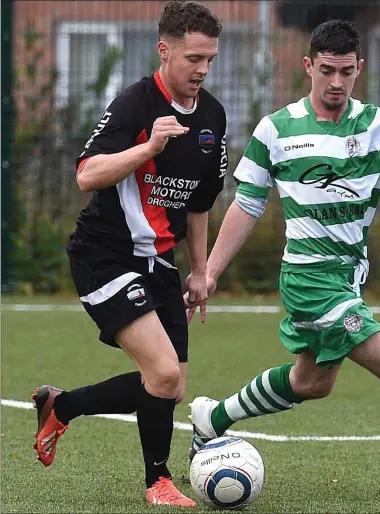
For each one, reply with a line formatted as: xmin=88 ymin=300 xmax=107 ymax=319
xmin=148 ymin=116 xmax=189 ymax=155
xmin=185 ymin=275 xmax=218 ymax=324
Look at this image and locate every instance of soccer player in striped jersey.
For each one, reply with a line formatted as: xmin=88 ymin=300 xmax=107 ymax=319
xmin=188 ymin=19 xmax=380 ymax=459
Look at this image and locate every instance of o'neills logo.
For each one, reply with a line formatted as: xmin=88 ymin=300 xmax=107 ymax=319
xmin=285 ymin=143 xmax=314 ymax=151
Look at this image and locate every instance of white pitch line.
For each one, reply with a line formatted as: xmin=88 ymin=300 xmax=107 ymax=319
xmin=2 ymin=399 xmax=380 ymax=442
xmin=2 ymin=304 xmax=85 ymax=312
xmin=3 ymin=304 xmax=380 ymax=314
xmin=1 ymin=304 xmax=280 ymax=313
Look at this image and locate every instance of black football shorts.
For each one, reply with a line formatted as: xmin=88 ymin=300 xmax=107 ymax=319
xmin=69 ymin=243 xmax=188 ymax=362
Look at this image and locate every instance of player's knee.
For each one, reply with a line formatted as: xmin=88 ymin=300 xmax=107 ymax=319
xmin=150 ymin=362 xmax=181 ymax=398
xmin=175 ymin=384 xmax=186 ymax=404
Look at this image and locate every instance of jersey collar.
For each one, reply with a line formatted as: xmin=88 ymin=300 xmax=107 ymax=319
xmin=304 ymin=95 xmax=353 ymax=125
xmin=154 ymin=70 xmax=198 ymax=115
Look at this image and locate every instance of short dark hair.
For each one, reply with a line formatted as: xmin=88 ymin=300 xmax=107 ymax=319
xmin=309 ymin=19 xmax=361 ymax=62
xmin=158 ymin=0 xmax=222 ymax=40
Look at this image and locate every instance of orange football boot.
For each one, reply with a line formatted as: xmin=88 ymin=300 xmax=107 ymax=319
xmin=32 ymin=385 xmax=68 ymax=466
xmin=146 ymin=477 xmax=197 ymax=507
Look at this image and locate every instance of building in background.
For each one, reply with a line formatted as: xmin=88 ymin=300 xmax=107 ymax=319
xmin=6 ymin=0 xmax=380 ymax=294
xmin=14 ymin=1 xmax=380 ymax=138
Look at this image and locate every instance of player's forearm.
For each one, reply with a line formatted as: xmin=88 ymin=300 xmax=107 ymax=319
xmin=185 ymin=211 xmax=208 ymax=275
xmin=76 ymin=143 xmax=156 ymax=192
xmin=207 ymin=200 xmax=258 ymax=281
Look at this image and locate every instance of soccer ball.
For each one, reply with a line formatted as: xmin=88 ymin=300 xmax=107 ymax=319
xmin=189 ymin=436 xmax=264 ymax=510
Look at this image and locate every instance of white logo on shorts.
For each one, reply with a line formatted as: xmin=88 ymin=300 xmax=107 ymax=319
xmin=127 ymin=284 xmax=147 ymax=307
xmin=343 ymin=313 xmax=363 ymax=333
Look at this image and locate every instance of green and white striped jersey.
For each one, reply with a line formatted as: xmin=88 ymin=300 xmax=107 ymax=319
xmin=234 ymin=96 xmax=380 ymax=274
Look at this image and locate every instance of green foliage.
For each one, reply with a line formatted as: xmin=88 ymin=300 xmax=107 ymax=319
xmin=88 ymin=46 xmax=123 ymax=98
xmin=11 ymin=22 xmax=123 ymax=294
xmin=24 ymin=21 xmax=44 ymax=50
xmin=11 ymin=216 xmax=66 ymax=294
xmin=80 ymin=45 xmax=124 ymax=134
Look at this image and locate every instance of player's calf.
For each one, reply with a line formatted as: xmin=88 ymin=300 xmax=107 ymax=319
xmin=289 ymin=351 xmax=340 ymax=399
xmin=291 ymin=379 xmax=335 ymax=399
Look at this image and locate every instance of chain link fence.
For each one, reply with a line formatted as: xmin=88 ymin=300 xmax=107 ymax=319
xmin=4 ymin=0 xmax=380 ymax=294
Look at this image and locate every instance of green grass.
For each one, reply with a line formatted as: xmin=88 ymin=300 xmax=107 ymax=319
xmin=3 ymin=294 xmax=380 ymax=307
xmin=1 ymin=294 xmax=283 ymax=306
xmin=2 ymin=305 xmax=380 ymax=513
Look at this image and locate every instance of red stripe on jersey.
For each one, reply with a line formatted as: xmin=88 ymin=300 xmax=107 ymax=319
xmin=134 ymin=129 xmax=175 ymax=254
xmin=154 ymin=70 xmax=172 ymax=103
xmin=77 ymin=157 xmax=91 ymax=175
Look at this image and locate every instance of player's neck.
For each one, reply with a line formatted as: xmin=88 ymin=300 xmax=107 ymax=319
xmin=308 ymin=92 xmax=349 ymax=123
xmin=158 ymin=68 xmax=195 ymax=110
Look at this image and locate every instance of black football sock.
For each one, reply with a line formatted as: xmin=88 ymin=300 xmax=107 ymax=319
xmin=137 ymin=386 xmax=175 ymax=488
xmin=53 ymin=371 xmax=142 ymax=425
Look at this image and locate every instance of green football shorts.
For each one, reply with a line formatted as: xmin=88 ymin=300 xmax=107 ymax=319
xmin=279 ymin=270 xmax=380 ymax=366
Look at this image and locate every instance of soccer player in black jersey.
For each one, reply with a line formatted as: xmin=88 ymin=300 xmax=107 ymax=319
xmin=32 ymin=0 xmax=227 ymax=507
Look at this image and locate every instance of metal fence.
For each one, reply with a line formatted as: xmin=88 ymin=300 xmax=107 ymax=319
xmin=3 ymin=0 xmax=380 ymax=294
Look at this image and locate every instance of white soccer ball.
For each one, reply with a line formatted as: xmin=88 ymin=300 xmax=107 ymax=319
xmin=189 ymin=436 xmax=264 ymax=510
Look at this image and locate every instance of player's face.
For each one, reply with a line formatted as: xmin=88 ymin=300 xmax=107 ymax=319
xmin=304 ymin=52 xmax=364 ymax=110
xmin=159 ymin=32 xmax=218 ymax=100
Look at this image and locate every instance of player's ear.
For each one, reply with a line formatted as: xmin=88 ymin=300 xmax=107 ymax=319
xmin=158 ymin=40 xmax=169 ymax=61
xmin=303 ymin=56 xmax=313 ymax=77
xmin=357 ymin=58 xmax=365 ymax=77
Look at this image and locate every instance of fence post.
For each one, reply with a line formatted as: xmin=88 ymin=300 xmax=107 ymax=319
xmin=1 ymin=0 xmax=13 ymax=292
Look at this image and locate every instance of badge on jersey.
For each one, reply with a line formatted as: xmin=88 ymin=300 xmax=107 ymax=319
xmin=345 ymin=136 xmax=362 ymax=158
xmin=199 ymin=129 xmax=215 ymax=154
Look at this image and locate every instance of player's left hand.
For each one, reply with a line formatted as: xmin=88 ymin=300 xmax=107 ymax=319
xmin=184 ymin=272 xmax=208 ymax=324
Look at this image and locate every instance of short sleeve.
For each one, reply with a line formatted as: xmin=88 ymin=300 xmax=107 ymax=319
xmin=233 ymin=116 xmax=275 ymax=201
xmin=188 ymin=109 xmax=228 ymax=212
xmin=76 ymin=92 xmax=141 ymax=170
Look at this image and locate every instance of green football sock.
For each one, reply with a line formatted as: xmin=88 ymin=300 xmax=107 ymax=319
xmin=211 ymin=363 xmax=303 ymax=436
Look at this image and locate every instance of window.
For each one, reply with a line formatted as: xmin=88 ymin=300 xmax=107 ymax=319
xmin=122 ymin=23 xmax=160 ymax=86
xmin=55 ymin=22 xmax=123 ymax=119
xmin=55 ymin=21 xmax=273 ymax=144
xmin=368 ymin=25 xmax=380 ymax=105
